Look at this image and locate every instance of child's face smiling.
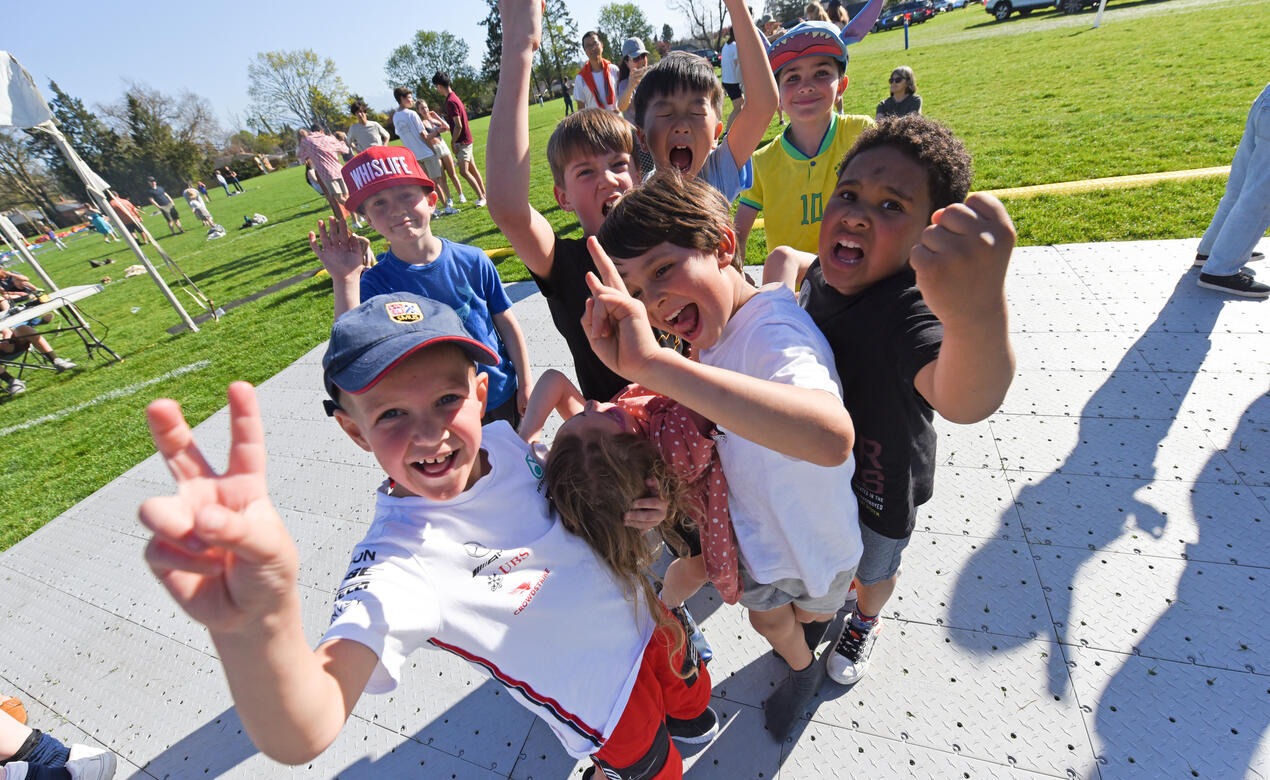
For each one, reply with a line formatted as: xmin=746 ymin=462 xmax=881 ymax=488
xmin=613 ymin=240 xmax=741 ymax=350
xmin=362 ymin=185 xmax=437 ymax=244
xmin=818 ymin=146 xmax=933 ymax=296
xmin=777 ymin=55 xmax=845 ymax=125
xmin=639 ymin=90 xmax=722 ymax=177
xmin=335 ymin=345 xmax=489 ymax=501
xmin=554 ymin=150 xmax=635 ymax=236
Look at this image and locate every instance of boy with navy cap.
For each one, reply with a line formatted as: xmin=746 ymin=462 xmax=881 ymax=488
xmin=309 ymin=144 xmax=533 ymax=426
xmin=734 ymin=15 xmax=879 ymax=257
xmin=138 ymin=292 xmax=716 ymax=777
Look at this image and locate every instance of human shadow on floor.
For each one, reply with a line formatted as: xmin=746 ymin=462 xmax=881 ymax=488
xmin=949 ymin=272 xmax=1226 ymax=697
xmin=1089 ymin=391 xmax=1269 ymax=777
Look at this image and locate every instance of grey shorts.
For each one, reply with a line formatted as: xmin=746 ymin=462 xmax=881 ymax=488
xmin=856 ymin=523 xmax=912 ymax=585
xmin=739 ymin=564 xmax=857 ymax=615
xmin=421 ymin=155 xmax=444 ymax=179
xmin=454 ymin=142 xmax=475 ymax=163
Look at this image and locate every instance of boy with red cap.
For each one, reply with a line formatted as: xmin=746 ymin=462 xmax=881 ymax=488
xmin=308 ymin=146 xmax=533 ymax=426
xmin=734 ymin=15 xmax=879 ymax=257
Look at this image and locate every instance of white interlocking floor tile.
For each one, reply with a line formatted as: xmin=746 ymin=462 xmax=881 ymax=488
xmin=998 ymin=370 xmax=1178 ymax=419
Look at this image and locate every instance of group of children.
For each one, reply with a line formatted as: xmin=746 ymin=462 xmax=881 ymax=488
xmin=137 ymin=1 xmax=1016 ymax=777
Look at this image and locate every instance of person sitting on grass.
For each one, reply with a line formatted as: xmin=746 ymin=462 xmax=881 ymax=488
xmin=762 ymin=114 xmax=1015 ymax=688
xmin=0 ymin=269 xmax=77 ymax=374
xmin=136 ymin=294 xmax=718 ymax=779
xmin=876 ymin=66 xmax=922 ymax=120
xmin=308 ymin=146 xmax=533 ymax=426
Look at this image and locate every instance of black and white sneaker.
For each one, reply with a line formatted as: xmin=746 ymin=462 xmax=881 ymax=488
xmin=1194 ymin=251 xmax=1264 ymax=267
xmin=1197 ymin=271 xmax=1270 ymax=299
xmin=825 ymin=620 xmax=881 ymax=685
xmin=666 ymin=706 xmax=719 ymax=744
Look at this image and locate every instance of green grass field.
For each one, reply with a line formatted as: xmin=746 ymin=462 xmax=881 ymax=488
xmin=0 ymin=0 xmax=1266 ymax=547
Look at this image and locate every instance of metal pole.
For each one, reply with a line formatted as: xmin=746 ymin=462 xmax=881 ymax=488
xmin=1094 ymin=0 xmax=1108 ymax=27
xmin=0 ymin=213 xmax=58 ymax=290
xmin=40 ymin=128 xmax=199 ymax=333
xmin=904 ymin=17 xmax=910 ymax=49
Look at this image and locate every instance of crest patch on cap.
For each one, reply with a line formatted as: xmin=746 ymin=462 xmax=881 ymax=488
xmin=385 ymin=300 xmax=423 ymax=323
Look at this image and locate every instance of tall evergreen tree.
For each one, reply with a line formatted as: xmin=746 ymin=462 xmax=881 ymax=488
xmin=24 ymin=81 xmax=124 ymax=201
xmin=480 ymin=0 xmax=503 ymax=85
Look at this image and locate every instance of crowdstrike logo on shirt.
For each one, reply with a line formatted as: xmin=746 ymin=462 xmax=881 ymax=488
xmin=348 ymin=155 xmax=416 ymax=191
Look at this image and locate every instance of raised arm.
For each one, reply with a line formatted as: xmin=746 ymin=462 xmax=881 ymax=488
xmin=720 ymin=0 xmax=779 ymax=165
xmin=308 ymin=218 xmax=372 ymax=318
xmin=518 ymin=368 xmax=585 ymax=441
xmin=911 ymin=193 xmax=1016 ymax=423
xmin=583 ymin=239 xmax=852 ymax=466
xmin=761 ymin=246 xmax=815 ymax=291
xmin=485 ymin=0 xmax=558 ymax=279
xmin=137 ymin=383 xmax=377 ymax=764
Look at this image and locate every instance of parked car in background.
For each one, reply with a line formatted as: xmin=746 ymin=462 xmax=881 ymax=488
xmin=934 ymin=0 xmax=956 ymax=12
xmin=875 ymin=0 xmax=935 ymax=30
xmin=693 ymin=48 xmax=722 ymax=66
xmin=983 ymin=0 xmax=1053 ymax=20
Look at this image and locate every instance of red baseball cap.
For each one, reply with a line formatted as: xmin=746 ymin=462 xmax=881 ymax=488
xmin=341 ymin=146 xmax=436 ymax=213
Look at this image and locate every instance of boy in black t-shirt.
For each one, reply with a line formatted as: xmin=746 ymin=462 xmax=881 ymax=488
xmin=763 ymin=115 xmax=1016 ymax=686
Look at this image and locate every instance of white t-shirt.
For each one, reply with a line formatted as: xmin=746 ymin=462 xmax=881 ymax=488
xmin=720 ymin=41 xmax=741 ymax=86
xmin=698 ymin=285 xmax=863 ymax=596
xmin=392 ymin=108 xmax=436 ymax=161
xmin=322 ymin=422 xmax=653 ymax=758
xmin=573 ymin=63 xmax=621 ymax=111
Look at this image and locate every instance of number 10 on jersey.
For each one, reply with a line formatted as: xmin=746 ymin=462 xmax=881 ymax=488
xmin=800 ymin=192 xmax=824 ymax=226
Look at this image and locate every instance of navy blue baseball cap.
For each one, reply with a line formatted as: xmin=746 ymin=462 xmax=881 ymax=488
xmin=322 ymin=293 xmax=498 ymax=412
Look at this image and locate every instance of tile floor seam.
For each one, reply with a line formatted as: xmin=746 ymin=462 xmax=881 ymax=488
xmin=341 ymin=709 xmax=515 ymax=779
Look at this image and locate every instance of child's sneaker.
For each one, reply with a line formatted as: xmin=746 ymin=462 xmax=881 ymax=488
xmin=65 ymin=746 xmax=117 ymax=780
xmin=53 ymin=357 xmax=78 ymax=372
xmin=475 ymin=198 xmax=487 ymax=207
xmin=671 ymin=605 xmax=713 ymax=663
xmin=458 ymin=194 xmax=468 ymax=204
xmin=825 ymin=619 xmax=881 ymax=685
xmin=7 ymin=378 xmax=26 ymax=395
xmin=1197 ymin=271 xmax=1270 ymax=299
xmin=1194 ymin=250 xmax=1264 ymax=267
xmin=440 ymin=206 xmax=460 ymax=216
xmin=666 ymin=706 xmax=719 ymax=744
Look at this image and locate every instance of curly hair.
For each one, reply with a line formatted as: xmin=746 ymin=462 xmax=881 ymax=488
xmin=545 ymin=429 xmax=691 ymax=671
xmin=838 ymin=114 xmax=973 ymax=213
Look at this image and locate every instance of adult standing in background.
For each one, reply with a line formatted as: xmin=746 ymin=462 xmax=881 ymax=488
xmin=825 ymin=0 xmax=850 ymax=28
xmin=573 ymin=30 xmax=620 ymax=112
xmin=1194 ymin=83 xmax=1270 ymax=299
xmin=562 ymin=83 xmax=575 ymax=115
xmin=296 ymin=124 xmax=359 ymax=226
xmin=720 ymin=28 xmax=744 ymax=132
xmin=431 ymin=71 xmax=488 ymax=206
xmin=214 ymin=169 xmax=232 ymax=197
xmin=345 ymin=99 xmax=390 ymax=155
xmin=226 ymin=169 xmax=244 ymax=193
xmin=391 ymin=86 xmax=460 ymax=216
xmin=108 ymin=191 xmax=149 ymax=245
xmin=144 ymin=177 xmax=184 ymax=235
xmin=876 ymin=66 xmax=922 ymax=119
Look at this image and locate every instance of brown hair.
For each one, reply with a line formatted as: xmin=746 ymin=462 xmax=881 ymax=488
xmin=805 ymin=2 xmax=831 ymax=21
xmin=596 ymin=170 xmax=742 ymax=272
xmin=545 ymin=430 xmax=690 ymax=671
xmin=838 ymin=114 xmax=973 ymax=214
xmin=890 ymin=65 xmax=917 ymax=96
xmin=632 ymin=51 xmax=725 ymax=129
xmin=545 ymin=108 xmax=638 ymax=187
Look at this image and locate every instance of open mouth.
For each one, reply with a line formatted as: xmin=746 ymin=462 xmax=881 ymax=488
xmin=412 ymin=451 xmax=457 ymax=477
xmin=600 ymin=194 xmax=621 ymax=217
xmin=668 ymin=146 xmax=694 ymax=173
xmin=664 ymin=302 xmax=700 ymax=340
xmin=831 ymin=238 xmax=864 ymax=267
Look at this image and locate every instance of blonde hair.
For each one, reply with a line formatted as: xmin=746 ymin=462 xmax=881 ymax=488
xmin=891 ymin=65 xmax=917 ymax=96
xmin=545 ymin=430 xmax=691 ymax=673
xmin=545 ymin=108 xmax=638 ymax=187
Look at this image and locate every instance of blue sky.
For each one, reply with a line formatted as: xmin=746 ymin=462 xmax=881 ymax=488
xmin=7 ymin=0 xmax=685 ymax=132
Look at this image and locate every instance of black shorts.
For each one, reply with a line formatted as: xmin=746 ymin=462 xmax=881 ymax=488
xmin=159 ymin=203 xmax=178 ymax=222
xmin=722 ymin=82 xmax=743 ymax=101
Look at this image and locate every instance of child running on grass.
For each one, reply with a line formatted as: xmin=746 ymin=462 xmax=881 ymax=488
xmin=630 ymin=0 xmax=777 ymax=202
xmin=137 ymin=293 xmax=717 ymax=779
xmin=488 ymin=0 xmax=677 ymax=403
xmin=763 ymin=115 xmax=1016 ymax=686
xmin=586 ymin=170 xmax=862 ymax=741
xmin=308 ymin=146 xmax=532 ymax=426
xmin=519 ymin=369 xmax=742 ymax=658
xmin=734 ymin=18 xmax=878 ymax=257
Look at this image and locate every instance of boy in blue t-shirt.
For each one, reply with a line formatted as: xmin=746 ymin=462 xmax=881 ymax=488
xmin=309 ymin=145 xmax=532 ymax=426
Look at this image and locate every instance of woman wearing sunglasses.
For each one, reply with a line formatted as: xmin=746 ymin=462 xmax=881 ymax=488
xmin=876 ymin=66 xmax=922 ymax=120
